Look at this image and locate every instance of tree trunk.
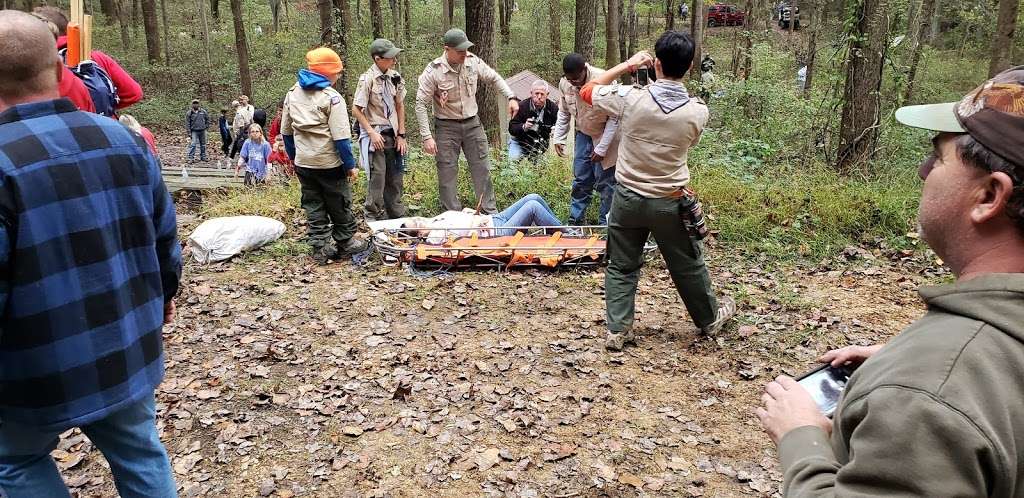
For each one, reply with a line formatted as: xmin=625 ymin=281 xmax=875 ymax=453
xmin=141 ymin=0 xmax=162 ymax=63
xmin=99 ymin=0 xmax=115 ymax=23
xmin=403 ymin=0 xmax=410 ymax=41
xmin=550 ymin=0 xmax=561 ymax=59
xmin=115 ymin=0 xmax=132 ymax=48
xmin=195 ymin=0 xmax=214 ymax=101
xmin=645 ymin=2 xmax=652 ymax=36
xmin=132 ymin=0 xmax=141 ymax=33
xmin=333 ymin=0 xmax=351 ymax=100
xmin=617 ymin=0 xmax=628 ymax=60
xmin=788 ymin=0 xmax=798 ymax=37
xmin=627 ymin=0 xmax=638 ymax=54
xmin=738 ymin=0 xmax=755 ymax=80
xmin=270 ymin=0 xmax=282 ymax=33
xmin=160 ymin=0 xmax=171 ymax=64
xmin=442 ymin=0 xmax=453 ymax=31
xmin=318 ymin=0 xmax=332 ymax=43
xmin=499 ymin=0 xmax=511 ymax=45
xmin=836 ymin=0 xmax=890 ymax=172
xmin=210 ymin=0 xmax=219 ymax=19
xmin=388 ymin=0 xmax=400 ymax=42
xmin=903 ymin=0 xmax=934 ymax=103
xmin=368 ymin=0 xmax=383 ymax=38
xmin=575 ymin=0 xmax=598 ymax=61
xmin=665 ymin=0 xmax=674 ymax=30
xmin=606 ymin=0 xmax=621 ymax=66
xmin=690 ymin=0 xmax=703 ymax=83
xmin=803 ymin=0 xmax=822 ymax=95
xmin=927 ymin=0 xmax=940 ymax=42
xmin=988 ymin=0 xmax=1019 ymax=77
xmin=230 ymin=0 xmax=253 ymax=98
xmin=466 ymin=0 xmax=499 ymax=141
xmin=131 ymin=0 xmax=141 ymax=37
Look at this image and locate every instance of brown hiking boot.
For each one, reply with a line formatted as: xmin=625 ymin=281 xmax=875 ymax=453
xmin=701 ymin=296 xmax=737 ymax=336
xmin=604 ymin=328 xmax=637 ymax=351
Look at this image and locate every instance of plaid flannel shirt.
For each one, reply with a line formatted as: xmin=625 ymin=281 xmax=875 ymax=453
xmin=0 ymin=99 xmax=181 ymax=431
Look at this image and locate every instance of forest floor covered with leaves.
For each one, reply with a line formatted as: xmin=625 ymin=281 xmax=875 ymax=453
xmin=58 ymin=194 xmax=947 ymax=497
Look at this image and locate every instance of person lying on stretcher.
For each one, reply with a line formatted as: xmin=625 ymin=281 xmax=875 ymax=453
xmin=401 ymin=194 xmax=577 ymax=244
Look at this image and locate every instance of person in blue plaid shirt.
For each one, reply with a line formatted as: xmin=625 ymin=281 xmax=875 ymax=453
xmin=0 ymin=11 xmax=181 ymax=498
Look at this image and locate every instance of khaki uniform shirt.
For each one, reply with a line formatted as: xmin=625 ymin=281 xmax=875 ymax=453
xmin=414 ymin=52 xmax=515 ymax=140
xmin=280 ymin=83 xmax=352 ymax=169
xmin=591 ymin=80 xmax=709 ymax=198
xmin=556 ymin=65 xmax=612 ymax=139
xmin=353 ymin=64 xmax=407 ymax=132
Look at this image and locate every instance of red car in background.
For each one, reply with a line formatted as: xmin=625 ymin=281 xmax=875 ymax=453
xmin=707 ymin=4 xmax=746 ymax=26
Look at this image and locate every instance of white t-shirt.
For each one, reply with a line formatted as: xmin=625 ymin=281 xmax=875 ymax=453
xmin=423 ymin=209 xmax=494 ymax=244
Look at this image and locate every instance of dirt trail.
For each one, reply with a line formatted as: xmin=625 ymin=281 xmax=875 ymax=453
xmin=60 ymin=242 xmax=943 ymax=497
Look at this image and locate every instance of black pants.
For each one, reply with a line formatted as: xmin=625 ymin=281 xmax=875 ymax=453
xmin=220 ymin=131 xmax=232 ymax=156
xmin=295 ymin=166 xmax=357 ymax=249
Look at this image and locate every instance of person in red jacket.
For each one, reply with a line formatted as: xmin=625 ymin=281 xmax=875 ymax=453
xmin=267 ymin=101 xmax=283 ymax=144
xmin=31 ymin=9 xmax=95 ymax=112
xmin=33 ymin=6 xmax=144 ymax=112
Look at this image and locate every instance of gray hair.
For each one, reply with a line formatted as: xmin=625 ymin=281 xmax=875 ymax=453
xmin=530 ymin=80 xmax=549 ymax=93
xmin=118 ymin=114 xmax=142 ymax=133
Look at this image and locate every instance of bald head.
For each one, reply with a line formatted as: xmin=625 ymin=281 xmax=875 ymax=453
xmin=0 ymin=10 xmax=62 ymax=105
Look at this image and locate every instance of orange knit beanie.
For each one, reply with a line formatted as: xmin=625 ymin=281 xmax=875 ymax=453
xmin=306 ymin=47 xmax=343 ymax=76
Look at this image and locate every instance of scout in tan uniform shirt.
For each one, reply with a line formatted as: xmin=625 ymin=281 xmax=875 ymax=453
xmin=551 ymin=53 xmax=621 ymax=225
xmin=579 ymin=32 xmax=735 ymax=350
xmin=353 ymin=38 xmax=408 ymax=221
xmin=281 ymin=47 xmax=367 ymax=265
xmin=414 ymin=28 xmax=518 ymax=214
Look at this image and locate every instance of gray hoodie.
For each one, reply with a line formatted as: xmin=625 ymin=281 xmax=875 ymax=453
xmin=780 ymin=273 xmax=1024 ymax=497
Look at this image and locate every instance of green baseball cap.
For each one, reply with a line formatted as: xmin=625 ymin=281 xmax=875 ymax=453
xmin=369 ymin=38 xmax=402 ymax=59
xmin=443 ymin=28 xmax=474 ymax=50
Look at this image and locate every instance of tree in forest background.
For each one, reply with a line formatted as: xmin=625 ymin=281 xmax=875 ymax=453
xmin=466 ymin=0 xmax=498 ymax=138
xmin=836 ymin=0 xmax=891 ymax=172
xmin=575 ymin=0 xmax=598 ymax=61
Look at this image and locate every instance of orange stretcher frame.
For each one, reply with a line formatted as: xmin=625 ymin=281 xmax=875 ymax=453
xmin=372 ymin=226 xmax=656 ymax=270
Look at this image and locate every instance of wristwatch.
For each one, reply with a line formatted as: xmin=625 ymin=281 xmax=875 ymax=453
xmin=397 ymin=132 xmax=406 ymax=138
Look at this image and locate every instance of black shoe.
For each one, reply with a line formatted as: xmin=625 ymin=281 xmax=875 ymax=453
xmin=312 ymin=244 xmax=339 ymax=265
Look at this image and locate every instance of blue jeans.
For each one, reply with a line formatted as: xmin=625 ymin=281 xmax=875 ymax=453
xmin=0 ymin=394 xmax=177 ymax=498
xmin=568 ymin=131 xmax=616 ymax=225
xmin=492 ymin=194 xmax=564 ymax=235
xmin=507 ymin=138 xmax=524 ymax=162
xmin=186 ymin=129 xmax=207 ymax=161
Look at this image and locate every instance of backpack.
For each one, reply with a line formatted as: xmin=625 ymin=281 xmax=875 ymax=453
xmin=59 ymin=49 xmax=120 ymax=117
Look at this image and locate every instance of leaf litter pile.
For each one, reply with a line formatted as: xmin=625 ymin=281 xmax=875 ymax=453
xmin=60 ymin=232 xmax=945 ymax=497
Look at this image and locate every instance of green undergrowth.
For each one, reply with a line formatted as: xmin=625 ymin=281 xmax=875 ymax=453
xmin=195 ymin=144 xmax=921 ymax=261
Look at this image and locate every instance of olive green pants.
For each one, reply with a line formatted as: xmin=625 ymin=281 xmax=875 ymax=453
xmin=296 ymin=166 xmax=357 ymax=249
xmin=605 ymin=185 xmax=718 ymax=331
xmin=434 ymin=116 xmax=498 ymax=214
xmin=364 ymin=134 xmax=406 ymax=221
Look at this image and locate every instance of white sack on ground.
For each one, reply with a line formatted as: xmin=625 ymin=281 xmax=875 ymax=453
xmin=188 ymin=216 xmax=286 ymax=263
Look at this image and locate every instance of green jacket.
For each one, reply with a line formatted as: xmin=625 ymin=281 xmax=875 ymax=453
xmin=780 ymin=273 xmax=1024 ymax=497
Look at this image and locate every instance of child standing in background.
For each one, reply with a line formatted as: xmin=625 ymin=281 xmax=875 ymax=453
xmin=219 ymin=106 xmax=232 ymax=161
xmin=237 ymin=124 xmax=271 ymax=186
xmin=268 ymin=135 xmax=293 ymax=179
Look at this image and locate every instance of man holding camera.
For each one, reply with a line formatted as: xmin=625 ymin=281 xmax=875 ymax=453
xmin=507 ymin=80 xmax=558 ymax=162
xmin=415 ymin=28 xmax=519 ymax=214
xmin=552 ymin=54 xmax=620 ymax=226
xmin=758 ymin=67 xmax=1024 ymax=496
xmin=579 ymin=31 xmax=735 ymax=350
